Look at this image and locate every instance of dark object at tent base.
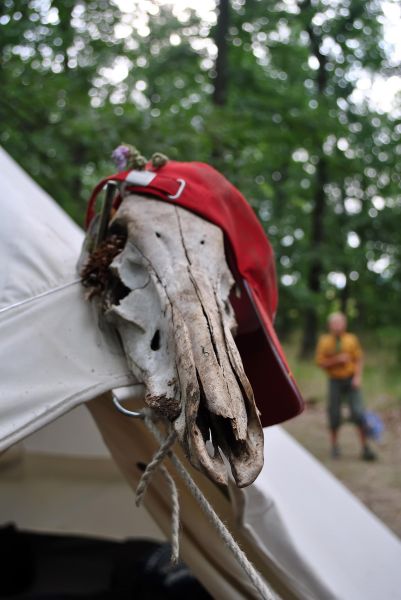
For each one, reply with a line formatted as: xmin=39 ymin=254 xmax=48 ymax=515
xmin=0 ymin=524 xmax=211 ymax=599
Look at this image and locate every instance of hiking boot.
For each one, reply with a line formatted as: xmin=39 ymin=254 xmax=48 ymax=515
xmin=362 ymin=445 xmax=377 ymax=462
xmin=331 ymin=445 xmax=341 ymax=459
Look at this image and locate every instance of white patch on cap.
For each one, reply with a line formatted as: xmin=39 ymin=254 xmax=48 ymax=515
xmin=125 ymin=170 xmax=157 ymax=186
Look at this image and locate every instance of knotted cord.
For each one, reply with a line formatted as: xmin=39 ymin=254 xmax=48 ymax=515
xmin=134 ymin=421 xmax=180 ymax=564
xmin=125 ymin=405 xmax=275 ymax=600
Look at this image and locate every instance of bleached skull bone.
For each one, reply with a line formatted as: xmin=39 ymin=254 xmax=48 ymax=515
xmin=100 ymin=195 xmax=264 ymax=487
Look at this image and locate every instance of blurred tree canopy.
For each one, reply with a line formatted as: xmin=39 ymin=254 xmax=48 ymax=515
xmin=1 ymin=0 xmax=400 ymax=354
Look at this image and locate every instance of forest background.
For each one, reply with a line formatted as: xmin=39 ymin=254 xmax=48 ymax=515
xmin=1 ymin=0 xmax=401 ymax=405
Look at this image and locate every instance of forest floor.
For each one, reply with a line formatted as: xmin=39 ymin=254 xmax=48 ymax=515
xmin=282 ymin=338 xmax=401 ymax=539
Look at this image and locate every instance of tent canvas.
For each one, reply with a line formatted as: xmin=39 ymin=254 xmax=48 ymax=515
xmin=0 ymin=146 xmax=134 ymax=450
xmin=1 ymin=146 xmax=401 ymax=599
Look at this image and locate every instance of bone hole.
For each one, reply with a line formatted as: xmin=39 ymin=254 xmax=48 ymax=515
xmin=200 ymin=239 xmax=205 ymax=245
xmin=155 ymin=231 xmax=161 ymax=238
xmin=108 ymin=220 xmax=128 ymax=240
xmin=150 ymin=329 xmax=161 ymax=351
xmin=224 ymin=301 xmax=231 ymax=315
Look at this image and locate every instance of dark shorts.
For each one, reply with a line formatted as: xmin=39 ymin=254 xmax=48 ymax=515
xmin=328 ymin=377 xmax=365 ymax=430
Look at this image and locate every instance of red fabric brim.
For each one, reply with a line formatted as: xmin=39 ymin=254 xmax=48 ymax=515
xmin=234 ymin=280 xmax=304 ymax=428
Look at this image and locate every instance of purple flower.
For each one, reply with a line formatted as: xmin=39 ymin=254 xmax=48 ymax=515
xmin=112 ymin=145 xmax=131 ymax=171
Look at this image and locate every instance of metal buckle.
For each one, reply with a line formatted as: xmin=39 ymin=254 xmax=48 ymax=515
xmin=167 ymin=178 xmax=186 ymax=200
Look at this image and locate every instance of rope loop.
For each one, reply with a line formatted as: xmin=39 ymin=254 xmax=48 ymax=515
xmin=135 ymin=409 xmax=180 ymax=564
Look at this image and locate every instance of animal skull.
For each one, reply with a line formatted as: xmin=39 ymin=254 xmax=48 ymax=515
xmin=94 ymin=194 xmax=264 ymax=488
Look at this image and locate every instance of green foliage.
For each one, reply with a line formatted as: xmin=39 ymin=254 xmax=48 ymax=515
xmin=1 ymin=0 xmax=400 ymax=343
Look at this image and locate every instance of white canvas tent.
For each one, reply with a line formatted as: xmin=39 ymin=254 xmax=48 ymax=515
xmin=1 ymin=146 xmax=401 ymax=599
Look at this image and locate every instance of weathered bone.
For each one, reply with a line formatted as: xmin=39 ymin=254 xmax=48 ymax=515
xmin=97 ymin=195 xmax=263 ymax=487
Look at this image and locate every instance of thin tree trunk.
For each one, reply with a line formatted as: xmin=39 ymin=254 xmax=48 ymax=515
xmin=212 ymin=0 xmax=230 ymax=107
xmin=301 ymin=156 xmax=327 ymax=356
xmin=340 ymin=281 xmax=349 ymax=314
xmin=211 ymin=0 xmax=230 ymax=166
xmin=300 ymin=7 xmax=328 ymax=357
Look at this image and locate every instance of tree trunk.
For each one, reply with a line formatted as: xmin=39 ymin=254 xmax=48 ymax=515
xmin=300 ymin=156 xmax=327 ymax=356
xmin=210 ymin=0 xmax=230 ymax=166
xmin=340 ymin=280 xmax=349 ymax=314
xmin=212 ymin=0 xmax=230 ymax=107
xmin=300 ymin=8 xmax=328 ymax=357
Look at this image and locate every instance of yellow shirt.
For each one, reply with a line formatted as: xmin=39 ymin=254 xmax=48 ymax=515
xmin=315 ymin=332 xmax=363 ymax=379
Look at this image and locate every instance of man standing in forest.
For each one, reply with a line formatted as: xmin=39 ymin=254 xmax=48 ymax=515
xmin=315 ymin=312 xmax=377 ymax=461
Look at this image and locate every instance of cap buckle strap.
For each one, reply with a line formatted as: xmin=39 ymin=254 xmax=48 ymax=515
xmin=168 ymin=178 xmax=186 ymax=200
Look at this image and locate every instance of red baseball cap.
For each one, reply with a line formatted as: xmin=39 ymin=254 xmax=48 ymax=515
xmin=86 ymin=161 xmax=304 ymax=427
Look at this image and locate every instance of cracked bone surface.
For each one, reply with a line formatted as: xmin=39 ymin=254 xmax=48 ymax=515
xmin=101 ymin=195 xmax=264 ymax=487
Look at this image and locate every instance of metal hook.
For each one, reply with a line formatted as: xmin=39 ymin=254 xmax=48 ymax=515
xmin=112 ymin=393 xmax=145 ymax=419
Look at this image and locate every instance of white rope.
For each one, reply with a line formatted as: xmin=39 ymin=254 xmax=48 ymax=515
xmin=135 ymin=425 xmax=177 ymax=506
xmin=159 ymin=464 xmax=180 ymax=564
xmin=134 ymin=422 xmax=180 ymax=564
xmin=139 ymin=408 xmax=275 ymax=600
